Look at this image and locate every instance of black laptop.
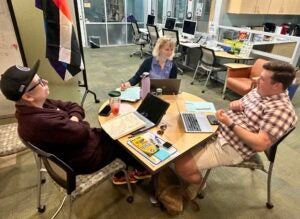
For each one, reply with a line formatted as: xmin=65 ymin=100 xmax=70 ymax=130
xmin=150 ymin=79 xmax=181 ymax=95
xmin=131 ymin=93 xmax=170 ymax=135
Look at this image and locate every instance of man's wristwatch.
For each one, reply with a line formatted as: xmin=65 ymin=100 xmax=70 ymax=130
xmin=228 ymin=123 xmax=236 ymax=130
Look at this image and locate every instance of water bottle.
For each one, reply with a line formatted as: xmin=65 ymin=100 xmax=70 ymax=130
xmin=140 ymin=72 xmax=150 ymax=99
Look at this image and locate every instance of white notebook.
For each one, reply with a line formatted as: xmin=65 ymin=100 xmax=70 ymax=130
xmin=101 ymin=112 xmax=146 ymax=140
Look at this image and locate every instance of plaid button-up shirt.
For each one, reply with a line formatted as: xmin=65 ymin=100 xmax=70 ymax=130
xmin=217 ymin=88 xmax=297 ymax=160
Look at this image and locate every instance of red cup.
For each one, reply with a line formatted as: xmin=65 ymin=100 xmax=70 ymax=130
xmin=111 ymin=102 xmax=120 ymax=115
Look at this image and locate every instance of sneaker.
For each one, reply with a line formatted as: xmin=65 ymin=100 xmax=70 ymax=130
xmin=112 ymin=171 xmax=137 ymax=185
xmin=133 ymin=169 xmax=152 ymax=180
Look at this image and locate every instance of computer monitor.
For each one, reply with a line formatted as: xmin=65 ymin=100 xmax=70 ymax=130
xmin=147 ymin=15 xmax=155 ymax=25
xmin=182 ymin=20 xmax=196 ymax=39
xmin=165 ymin=17 xmax=176 ymax=30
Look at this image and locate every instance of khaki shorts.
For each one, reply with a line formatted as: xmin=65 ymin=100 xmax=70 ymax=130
xmin=191 ymin=137 xmax=243 ymax=171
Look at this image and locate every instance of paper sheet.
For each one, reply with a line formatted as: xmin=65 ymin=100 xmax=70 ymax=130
xmin=185 ymin=101 xmax=216 ymax=113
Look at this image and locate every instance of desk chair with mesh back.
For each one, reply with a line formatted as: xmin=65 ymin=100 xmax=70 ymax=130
xmin=198 ymin=126 xmax=295 ymax=209
xmin=0 ymin=123 xmax=27 ymax=157
xmin=191 ymin=46 xmax=226 ymax=93
xmin=162 ymin=28 xmax=184 ymax=74
xmin=20 ymin=138 xmax=133 ymax=218
xmin=147 ymin=24 xmax=159 ymax=50
xmin=130 ymin=21 xmax=148 ymax=59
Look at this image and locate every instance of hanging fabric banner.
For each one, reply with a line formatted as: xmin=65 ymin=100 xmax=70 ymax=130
xmin=36 ymin=0 xmax=84 ymax=80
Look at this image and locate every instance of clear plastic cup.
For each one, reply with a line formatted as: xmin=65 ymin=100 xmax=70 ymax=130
xmin=108 ymin=91 xmax=121 ymax=115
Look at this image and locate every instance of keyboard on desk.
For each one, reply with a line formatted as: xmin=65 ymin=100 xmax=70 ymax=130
xmin=182 ymin=113 xmax=201 ymax=132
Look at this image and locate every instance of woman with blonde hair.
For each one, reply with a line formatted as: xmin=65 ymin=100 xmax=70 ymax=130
xmin=121 ymin=36 xmax=178 ymax=90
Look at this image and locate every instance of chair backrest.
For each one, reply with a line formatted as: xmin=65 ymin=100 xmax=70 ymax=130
xmin=250 ymin=58 xmax=268 ymax=78
xmin=19 ymin=138 xmax=76 ymax=194
xmin=147 ymin=24 xmax=159 ymax=46
xmin=200 ymin=46 xmax=217 ymax=67
xmin=264 ymin=126 xmax=295 ymax=162
xmin=162 ymin=28 xmax=179 ymax=46
xmin=131 ymin=22 xmax=140 ymax=40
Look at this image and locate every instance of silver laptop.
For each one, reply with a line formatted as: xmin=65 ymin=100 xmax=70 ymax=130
xmin=175 ymin=97 xmax=213 ymax=133
xmin=150 ymin=79 xmax=181 ymax=95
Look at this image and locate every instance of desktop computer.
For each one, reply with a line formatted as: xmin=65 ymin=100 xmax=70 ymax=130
xmin=147 ymin=15 xmax=155 ymax=25
xmin=181 ymin=20 xmax=197 ymax=40
xmin=165 ymin=17 xmax=176 ymax=30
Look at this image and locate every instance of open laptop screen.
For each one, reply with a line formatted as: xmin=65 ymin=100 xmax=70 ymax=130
xmin=137 ymin=93 xmax=170 ymax=124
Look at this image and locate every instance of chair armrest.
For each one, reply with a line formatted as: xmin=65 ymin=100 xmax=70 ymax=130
xmin=227 ymin=67 xmax=251 ymax=78
xmin=224 ymin=63 xmax=252 ymax=69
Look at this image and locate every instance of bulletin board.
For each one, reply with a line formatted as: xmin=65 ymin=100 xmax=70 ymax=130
xmin=0 ymin=0 xmax=24 ymax=118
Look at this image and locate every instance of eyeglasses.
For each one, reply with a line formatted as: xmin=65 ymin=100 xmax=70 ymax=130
xmin=157 ymin=123 xmax=167 ymax=135
xmin=27 ymin=77 xmax=45 ymax=92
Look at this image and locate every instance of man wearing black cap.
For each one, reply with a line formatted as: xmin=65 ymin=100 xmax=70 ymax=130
xmin=0 ymin=61 xmax=150 ymax=183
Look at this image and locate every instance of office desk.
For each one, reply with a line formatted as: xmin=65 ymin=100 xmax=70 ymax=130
xmin=98 ymin=92 xmax=218 ymax=173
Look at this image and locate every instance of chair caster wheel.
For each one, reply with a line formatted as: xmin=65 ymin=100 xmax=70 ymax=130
xmin=38 ymin=205 xmax=46 ymax=213
xmin=41 ymin=178 xmax=46 ymax=184
xmin=127 ymin=196 xmax=134 ymax=203
xmin=191 ymin=82 xmax=194 ymax=85
xmin=130 ymin=55 xmax=133 ymax=57
xmin=95 ymin=99 xmax=100 ymax=103
xmin=201 ymin=90 xmax=205 ymax=93
xmin=266 ymin=203 xmax=273 ymax=209
xmin=140 ymin=57 xmax=143 ymax=59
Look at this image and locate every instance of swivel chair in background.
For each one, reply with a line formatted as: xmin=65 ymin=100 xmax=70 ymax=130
xmin=147 ymin=24 xmax=159 ymax=50
xmin=191 ymin=46 xmax=226 ymax=93
xmin=162 ymin=28 xmax=184 ymax=74
xmin=130 ymin=22 xmax=149 ymax=59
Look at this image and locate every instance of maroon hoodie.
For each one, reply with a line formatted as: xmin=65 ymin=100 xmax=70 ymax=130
xmin=16 ymin=99 xmax=116 ymax=174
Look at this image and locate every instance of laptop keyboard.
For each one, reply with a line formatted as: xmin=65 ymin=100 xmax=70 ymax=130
xmin=182 ymin=113 xmax=201 ymax=132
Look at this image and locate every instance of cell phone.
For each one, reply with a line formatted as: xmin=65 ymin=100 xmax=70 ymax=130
xmin=163 ymin=142 xmax=172 ymax=148
xmin=98 ymin=105 xmax=111 ymax=116
xmin=207 ymin=115 xmax=219 ymax=125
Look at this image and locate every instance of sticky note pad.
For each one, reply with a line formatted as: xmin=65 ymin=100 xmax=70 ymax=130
xmin=153 ymin=149 xmax=170 ymax=161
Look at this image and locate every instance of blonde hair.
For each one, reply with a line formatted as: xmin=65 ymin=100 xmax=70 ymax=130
xmin=152 ymin=36 xmax=175 ymax=60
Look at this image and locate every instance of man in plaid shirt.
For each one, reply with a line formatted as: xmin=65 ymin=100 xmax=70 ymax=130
xmin=175 ymin=60 xmax=298 ymax=199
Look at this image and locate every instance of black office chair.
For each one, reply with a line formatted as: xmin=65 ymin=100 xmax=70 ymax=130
xmin=147 ymin=24 xmax=159 ymax=49
xmin=191 ymin=46 xmax=226 ymax=93
xmin=20 ymin=138 xmax=133 ymax=218
xmin=198 ymin=126 xmax=296 ymax=209
xmin=130 ymin=21 xmax=148 ymax=59
xmin=162 ymin=28 xmax=184 ymax=74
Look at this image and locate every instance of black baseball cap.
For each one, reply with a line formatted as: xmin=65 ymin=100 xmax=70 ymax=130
xmin=0 ymin=60 xmax=40 ymax=101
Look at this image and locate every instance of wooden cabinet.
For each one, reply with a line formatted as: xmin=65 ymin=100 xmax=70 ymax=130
xmin=268 ymin=0 xmax=300 ymax=15
xmin=227 ymin=0 xmax=300 ymax=15
xmin=227 ymin=0 xmax=271 ymax=14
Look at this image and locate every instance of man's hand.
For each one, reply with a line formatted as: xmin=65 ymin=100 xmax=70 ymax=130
xmin=229 ymin=100 xmax=244 ymax=112
xmin=70 ymin=116 xmax=79 ymax=122
xmin=216 ymin=109 xmax=232 ymax=126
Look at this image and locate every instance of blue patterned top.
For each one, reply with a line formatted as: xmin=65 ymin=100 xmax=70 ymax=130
xmin=149 ymin=58 xmax=173 ymax=79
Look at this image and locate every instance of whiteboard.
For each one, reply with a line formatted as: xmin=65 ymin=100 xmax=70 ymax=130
xmin=0 ymin=0 xmax=23 ymax=118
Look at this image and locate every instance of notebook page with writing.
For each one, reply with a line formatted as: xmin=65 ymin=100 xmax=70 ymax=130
xmin=101 ymin=112 xmax=146 ymax=140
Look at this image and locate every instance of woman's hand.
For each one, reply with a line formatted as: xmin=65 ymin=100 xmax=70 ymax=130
xmin=229 ymin=100 xmax=243 ymax=112
xmin=120 ymin=82 xmax=131 ymax=91
xmin=216 ymin=109 xmax=232 ymax=126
